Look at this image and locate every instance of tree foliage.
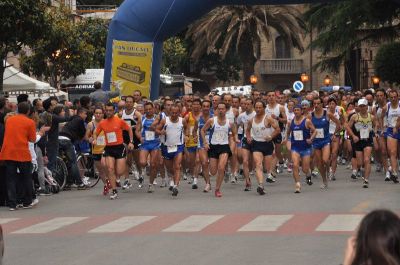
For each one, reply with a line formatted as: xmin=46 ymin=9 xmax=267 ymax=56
xmin=304 ymin=0 xmax=400 ymax=73
xmin=0 ymin=0 xmax=49 ymax=93
xmin=20 ymin=8 xmax=98 ymax=88
xmin=374 ymin=42 xmax=400 ymax=85
xmin=187 ymin=5 xmax=305 ymax=83
xmin=162 ymin=37 xmax=188 ymax=74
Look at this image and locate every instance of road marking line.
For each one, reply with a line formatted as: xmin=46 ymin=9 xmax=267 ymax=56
xmin=12 ymin=217 xmax=87 ymax=234
xmin=163 ymin=215 xmax=224 ymax=232
xmin=0 ymin=218 xmax=19 ymax=225
xmin=316 ymin=214 xmax=364 ymax=232
xmin=351 ymin=201 xmax=370 ymax=213
xmin=89 ymin=216 xmax=156 ymax=233
xmin=238 ymin=215 xmax=293 ymax=232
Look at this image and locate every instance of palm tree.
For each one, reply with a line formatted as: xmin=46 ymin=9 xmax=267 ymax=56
xmin=186 ymin=5 xmax=305 ymax=84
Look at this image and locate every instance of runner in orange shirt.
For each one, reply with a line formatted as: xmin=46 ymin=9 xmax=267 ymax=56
xmin=94 ymin=103 xmax=134 ymax=200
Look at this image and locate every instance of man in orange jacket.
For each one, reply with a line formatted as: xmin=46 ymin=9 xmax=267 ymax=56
xmin=0 ymin=102 xmax=36 ymax=211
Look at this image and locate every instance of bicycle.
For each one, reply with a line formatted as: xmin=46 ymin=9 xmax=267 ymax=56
xmin=76 ymin=152 xmax=101 ymax=188
xmin=53 ymin=153 xmax=68 ymax=189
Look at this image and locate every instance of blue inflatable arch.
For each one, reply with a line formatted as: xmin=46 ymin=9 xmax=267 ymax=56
xmin=104 ymin=0 xmax=334 ymax=99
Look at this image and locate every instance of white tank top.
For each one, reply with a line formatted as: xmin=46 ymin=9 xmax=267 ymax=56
xmin=210 ymin=117 xmax=230 ymax=145
xmin=226 ymin=108 xmax=236 ymax=124
xmin=251 ymin=114 xmax=273 ymax=142
xmin=266 ymin=104 xmax=281 ymax=118
xmin=387 ymin=102 xmax=400 ymax=128
xmin=121 ymin=109 xmax=136 ymax=127
xmin=329 ymin=106 xmax=340 ymax=134
xmin=164 ymin=117 xmax=184 ymax=146
xmin=237 ymin=111 xmax=255 ymax=135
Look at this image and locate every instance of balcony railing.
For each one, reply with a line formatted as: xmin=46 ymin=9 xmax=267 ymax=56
xmin=260 ymin=59 xmax=303 ymax=75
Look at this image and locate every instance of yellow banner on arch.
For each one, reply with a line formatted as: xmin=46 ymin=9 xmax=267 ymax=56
xmin=111 ymin=40 xmax=153 ymax=98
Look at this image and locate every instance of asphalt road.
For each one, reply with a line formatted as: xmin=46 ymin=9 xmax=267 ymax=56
xmin=1 ymin=164 xmax=399 ymax=265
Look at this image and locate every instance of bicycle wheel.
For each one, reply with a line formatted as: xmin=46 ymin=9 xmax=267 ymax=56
xmin=77 ymin=153 xmax=100 ymax=188
xmin=53 ymin=156 xmax=67 ymax=189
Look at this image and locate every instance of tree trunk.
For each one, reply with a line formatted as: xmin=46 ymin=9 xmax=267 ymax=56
xmin=240 ymin=52 xmax=257 ymax=86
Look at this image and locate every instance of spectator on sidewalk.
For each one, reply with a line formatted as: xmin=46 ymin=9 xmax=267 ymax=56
xmin=343 ymin=209 xmax=400 ymax=265
xmin=0 ymin=102 xmax=36 ymax=211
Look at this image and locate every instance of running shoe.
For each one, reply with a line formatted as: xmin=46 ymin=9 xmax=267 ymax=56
xmin=283 ymin=162 xmax=288 ymax=169
xmin=328 ymin=170 xmax=334 ymax=181
xmin=351 ymin=173 xmax=357 ymax=180
xmin=63 ymin=184 xmax=72 ymax=191
xmin=362 ymin=180 xmax=369 ymax=188
xmin=147 ymin=184 xmax=154 ymax=193
xmin=172 ymin=187 xmax=179 ymax=196
xmin=287 ymin=163 xmax=293 ymax=173
xmin=256 ymin=185 xmax=266 ymax=195
xmin=160 ymin=178 xmax=167 ymax=188
xmin=385 ymin=171 xmax=391 ymax=181
xmin=214 ymin=189 xmax=222 ymax=197
xmin=169 ymin=179 xmax=174 ymax=191
xmin=203 ymin=183 xmax=211 ymax=193
xmin=77 ymin=183 xmax=87 ymax=190
xmin=138 ymin=176 xmax=144 ymax=189
xmin=122 ymin=180 xmax=132 ymax=190
xmin=311 ymin=170 xmax=319 ymax=178
xmin=9 ymin=207 xmax=16 ymax=211
xmin=266 ymin=174 xmax=276 ymax=183
xmin=153 ymin=180 xmax=158 ymax=185
xmin=110 ymin=190 xmax=118 ymax=200
xmin=295 ymin=182 xmax=301 ymax=193
xmin=357 ymin=170 xmax=363 ymax=178
xmin=188 ymin=176 xmax=193 ymax=184
xmin=320 ymin=183 xmax=328 ymax=190
xmin=306 ymin=176 xmax=313 ymax=186
xmin=192 ymin=177 xmax=198 ymax=189
xmin=22 ymin=204 xmax=32 ymax=209
xmin=244 ymin=183 xmax=252 ymax=191
xmin=341 ymin=158 xmax=347 ymax=165
xmin=230 ymin=175 xmax=238 ymax=184
xmin=31 ymin=198 xmax=39 ymax=207
xmin=390 ymin=173 xmax=399 ymax=184
xmin=116 ymin=180 xmax=121 ymax=188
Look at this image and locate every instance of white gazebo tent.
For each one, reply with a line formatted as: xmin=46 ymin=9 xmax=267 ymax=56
xmin=2 ymin=62 xmax=68 ymax=102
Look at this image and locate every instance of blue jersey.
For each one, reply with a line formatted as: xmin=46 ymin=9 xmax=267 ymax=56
xmin=311 ymin=110 xmax=331 ymax=148
xmin=198 ymin=114 xmax=213 ymax=148
xmin=141 ymin=115 xmax=160 ymax=146
xmin=290 ymin=118 xmax=311 ymax=151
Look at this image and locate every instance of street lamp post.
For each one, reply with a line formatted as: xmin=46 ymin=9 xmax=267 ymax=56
xmin=250 ymin=75 xmax=258 ymax=85
xmin=371 ymin=75 xmax=380 ymax=89
xmin=323 ymin=75 xmax=331 ymax=86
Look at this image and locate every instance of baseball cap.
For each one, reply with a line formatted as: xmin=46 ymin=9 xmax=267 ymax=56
xmin=357 ymin=98 xmax=368 ymax=106
xmin=283 ymin=89 xmax=291 ymax=95
xmin=301 ymin=99 xmax=310 ymax=106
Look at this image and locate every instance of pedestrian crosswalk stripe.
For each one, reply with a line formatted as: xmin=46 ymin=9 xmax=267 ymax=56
xmin=89 ymin=216 xmax=156 ymax=233
xmin=12 ymin=217 xmax=87 ymax=234
xmin=0 ymin=218 xmax=19 ymax=225
xmin=316 ymin=214 xmax=364 ymax=232
xmin=238 ymin=215 xmax=293 ymax=232
xmin=163 ymin=215 xmax=224 ymax=232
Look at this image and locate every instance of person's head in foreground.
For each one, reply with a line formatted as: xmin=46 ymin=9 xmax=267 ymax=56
xmin=343 ymin=209 xmax=400 ymax=265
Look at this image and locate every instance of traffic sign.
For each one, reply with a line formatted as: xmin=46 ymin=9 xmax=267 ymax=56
xmin=293 ymin=81 xmax=304 ymax=92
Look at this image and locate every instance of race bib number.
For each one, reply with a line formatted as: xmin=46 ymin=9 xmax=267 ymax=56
xmin=316 ymin=128 xmax=324 ymax=139
xmin=238 ymin=126 xmax=244 ymax=135
xmin=329 ymin=123 xmax=336 ymax=134
xmin=106 ymin=132 xmax=117 ymax=143
xmin=96 ymin=136 xmax=106 ymax=146
xmin=145 ymin=131 xmax=155 ymax=141
xmin=360 ymin=128 xmax=370 ymax=139
xmin=124 ymin=120 xmax=131 ymax=126
xmin=214 ymin=131 xmax=227 ymax=142
xmin=167 ymin=145 xmax=177 ymax=153
xmin=392 ymin=117 xmax=398 ymax=127
xmin=293 ymin=130 xmax=303 ymax=141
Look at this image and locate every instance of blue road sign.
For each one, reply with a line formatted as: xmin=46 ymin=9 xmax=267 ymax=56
xmin=293 ymin=81 xmax=304 ymax=92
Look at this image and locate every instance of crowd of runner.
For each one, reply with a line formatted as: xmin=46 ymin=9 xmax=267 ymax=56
xmin=0 ymin=82 xmax=399 ymax=210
